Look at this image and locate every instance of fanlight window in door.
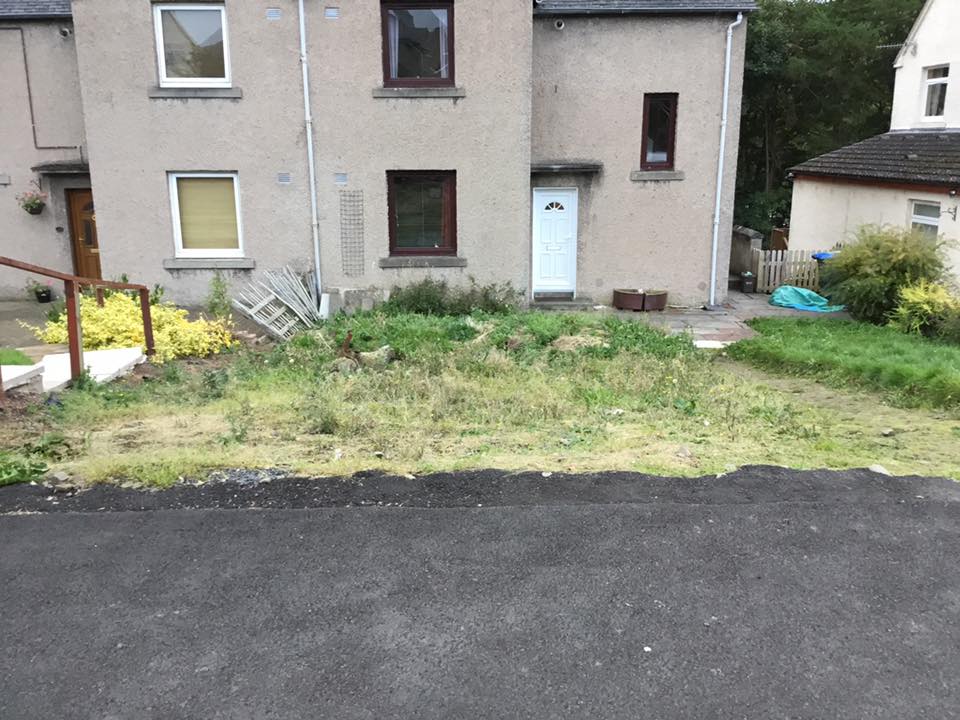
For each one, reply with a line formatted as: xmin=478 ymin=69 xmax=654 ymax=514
xmin=544 ymin=201 xmax=565 ymax=212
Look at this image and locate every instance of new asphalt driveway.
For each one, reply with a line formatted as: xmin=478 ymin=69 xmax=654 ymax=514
xmin=1 ymin=466 xmax=958 ymax=719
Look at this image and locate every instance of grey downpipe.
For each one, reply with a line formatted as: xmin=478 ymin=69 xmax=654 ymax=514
xmin=297 ymin=0 xmax=328 ymax=315
xmin=709 ymin=11 xmax=744 ymax=308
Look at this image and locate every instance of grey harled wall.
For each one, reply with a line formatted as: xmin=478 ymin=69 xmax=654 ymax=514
xmin=68 ymin=0 xmax=532 ymax=306
xmin=70 ymin=0 xmax=313 ymax=305
xmin=0 ymin=20 xmax=86 ymax=298
xmin=309 ymin=0 xmax=532 ymax=305
xmin=531 ymin=14 xmax=746 ymax=306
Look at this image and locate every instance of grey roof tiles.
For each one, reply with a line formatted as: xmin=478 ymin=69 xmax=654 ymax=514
xmin=533 ymin=0 xmax=757 ymax=14
xmin=790 ymin=131 xmax=960 ymax=187
xmin=0 ymin=1 xmax=71 ymax=18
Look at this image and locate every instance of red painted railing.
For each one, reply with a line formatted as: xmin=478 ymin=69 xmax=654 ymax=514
xmin=0 ymin=256 xmax=154 ymax=401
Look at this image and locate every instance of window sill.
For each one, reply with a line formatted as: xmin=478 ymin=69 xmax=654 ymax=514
xmin=163 ymin=258 xmax=255 ymax=270
xmin=630 ymin=170 xmax=685 ymax=183
xmin=372 ymin=87 xmax=466 ymax=99
xmin=149 ymin=87 xmax=243 ymax=99
xmin=379 ymin=256 xmax=466 ymax=269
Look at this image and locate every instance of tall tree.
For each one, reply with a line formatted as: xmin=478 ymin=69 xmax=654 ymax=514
xmin=735 ymin=0 xmax=926 ymax=235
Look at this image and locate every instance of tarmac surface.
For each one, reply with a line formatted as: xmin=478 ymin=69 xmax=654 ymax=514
xmin=2 ymin=466 xmax=957 ymax=719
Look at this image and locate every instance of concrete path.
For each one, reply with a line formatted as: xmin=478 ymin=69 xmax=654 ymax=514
xmin=1 ymin=466 xmax=957 ymax=719
xmin=639 ymin=291 xmax=850 ymax=345
xmin=0 ymin=299 xmax=50 ymax=348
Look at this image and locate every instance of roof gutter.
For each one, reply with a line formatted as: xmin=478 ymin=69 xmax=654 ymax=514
xmin=708 ymin=11 xmax=743 ymax=309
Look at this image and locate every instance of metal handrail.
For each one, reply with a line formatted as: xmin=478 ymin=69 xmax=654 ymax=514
xmin=0 ymin=256 xmax=155 ymax=400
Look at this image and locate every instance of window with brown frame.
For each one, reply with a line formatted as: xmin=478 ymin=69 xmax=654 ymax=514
xmin=381 ymin=1 xmax=454 ymax=87
xmin=387 ymin=171 xmax=457 ymax=255
xmin=640 ymin=93 xmax=678 ymax=171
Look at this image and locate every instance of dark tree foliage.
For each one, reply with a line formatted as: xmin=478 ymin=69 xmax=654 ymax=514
xmin=735 ymin=0 xmax=926 ymax=236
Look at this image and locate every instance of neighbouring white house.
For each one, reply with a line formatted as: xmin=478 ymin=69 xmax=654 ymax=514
xmin=787 ymin=0 xmax=960 ymax=276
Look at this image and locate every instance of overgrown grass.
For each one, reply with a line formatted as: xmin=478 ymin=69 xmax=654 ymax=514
xmin=728 ymin=318 xmax=960 ymax=408
xmin=6 ymin=311 xmax=960 ymax=485
xmin=0 ymin=348 xmax=33 ymax=365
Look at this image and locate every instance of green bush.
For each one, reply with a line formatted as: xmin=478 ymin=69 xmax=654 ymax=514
xmin=888 ymin=280 xmax=960 ymax=339
xmin=206 ymin=271 xmax=232 ymax=319
xmin=0 ymin=452 xmax=47 ymax=485
xmin=385 ymin=278 xmax=520 ymax=316
xmin=820 ymin=225 xmax=947 ymax=324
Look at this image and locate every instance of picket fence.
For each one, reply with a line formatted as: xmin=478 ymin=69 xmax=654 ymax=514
xmin=750 ymin=249 xmax=822 ymax=293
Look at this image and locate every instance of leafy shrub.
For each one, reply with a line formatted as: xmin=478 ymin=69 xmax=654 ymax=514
xmin=206 ymin=271 xmax=232 ymax=319
xmin=0 ymin=452 xmax=47 ymax=485
xmin=889 ymin=280 xmax=960 ymax=338
xmin=219 ymin=398 xmax=253 ymax=445
xmin=939 ymin=305 xmax=960 ymax=345
xmin=198 ymin=368 xmax=230 ymax=399
xmin=24 ymin=293 xmax=234 ymax=363
xmin=734 ymin=187 xmax=792 ymax=238
xmin=820 ymin=225 xmax=946 ymax=324
xmin=385 ymin=278 xmax=520 ymax=315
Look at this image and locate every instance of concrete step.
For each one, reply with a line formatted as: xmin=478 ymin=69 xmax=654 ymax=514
xmin=1 ymin=363 xmax=43 ymax=393
xmin=531 ymin=296 xmax=598 ymax=312
xmin=39 ymin=347 xmax=146 ymax=393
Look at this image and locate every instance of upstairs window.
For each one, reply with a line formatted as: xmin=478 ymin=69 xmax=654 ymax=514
xmin=924 ymin=66 xmax=949 ymax=118
xmin=381 ymin=1 xmax=454 ymax=87
xmin=154 ymin=4 xmax=231 ymax=88
xmin=641 ymin=94 xmax=678 ymax=171
xmin=911 ymin=200 xmax=940 ymax=238
xmin=387 ymin=171 xmax=457 ymax=255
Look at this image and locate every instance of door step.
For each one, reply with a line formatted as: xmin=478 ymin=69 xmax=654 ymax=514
xmin=531 ymin=295 xmax=597 ymax=312
xmin=533 ymin=291 xmax=575 ymax=301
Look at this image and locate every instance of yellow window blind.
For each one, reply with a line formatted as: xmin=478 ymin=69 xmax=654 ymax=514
xmin=177 ymin=177 xmax=239 ymax=250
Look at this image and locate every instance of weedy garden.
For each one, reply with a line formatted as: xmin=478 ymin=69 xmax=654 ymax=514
xmin=2 ymin=274 xmax=959 ymax=486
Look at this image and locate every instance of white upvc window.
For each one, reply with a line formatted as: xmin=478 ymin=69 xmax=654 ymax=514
xmin=910 ymin=200 xmax=941 ymax=238
xmin=169 ymin=172 xmax=244 ymax=258
xmin=154 ymin=4 xmax=231 ymax=88
xmin=923 ymin=65 xmax=949 ymax=119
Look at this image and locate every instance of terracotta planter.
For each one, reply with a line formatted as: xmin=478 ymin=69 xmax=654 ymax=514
xmin=612 ymin=288 xmax=645 ymax=311
xmin=643 ymin=290 xmax=668 ymax=311
xmin=25 ymin=204 xmax=45 ymax=215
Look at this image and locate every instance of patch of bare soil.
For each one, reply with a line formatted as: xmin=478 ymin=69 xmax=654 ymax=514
xmin=0 ymin=395 xmax=49 ymax=450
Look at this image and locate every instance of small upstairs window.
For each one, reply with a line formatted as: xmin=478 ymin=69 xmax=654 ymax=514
xmin=154 ymin=4 xmax=231 ymax=88
xmin=381 ymin=1 xmax=454 ymax=87
xmin=924 ymin=65 xmax=949 ymax=118
xmin=641 ymin=94 xmax=678 ymax=171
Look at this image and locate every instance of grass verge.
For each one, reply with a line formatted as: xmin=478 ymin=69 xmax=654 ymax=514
xmin=728 ymin=318 xmax=960 ymax=409
xmin=0 ymin=348 xmax=33 ymax=365
xmin=3 ymin=311 xmax=959 ymax=485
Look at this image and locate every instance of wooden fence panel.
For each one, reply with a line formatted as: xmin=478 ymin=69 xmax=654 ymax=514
xmin=750 ymin=249 xmax=823 ymax=293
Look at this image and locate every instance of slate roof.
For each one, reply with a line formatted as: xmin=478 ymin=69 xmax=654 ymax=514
xmin=0 ymin=0 xmax=70 ymax=18
xmin=790 ymin=131 xmax=960 ymax=188
xmin=533 ymin=0 xmax=757 ymax=14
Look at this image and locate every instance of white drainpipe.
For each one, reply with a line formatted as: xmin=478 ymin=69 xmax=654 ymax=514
xmin=708 ymin=11 xmax=744 ymax=309
xmin=297 ymin=0 xmax=328 ymax=316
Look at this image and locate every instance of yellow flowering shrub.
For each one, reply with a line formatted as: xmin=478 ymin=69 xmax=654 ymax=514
xmin=26 ymin=293 xmax=235 ymax=363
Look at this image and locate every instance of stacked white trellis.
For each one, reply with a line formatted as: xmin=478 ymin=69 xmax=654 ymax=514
xmin=232 ymin=268 xmax=328 ymax=340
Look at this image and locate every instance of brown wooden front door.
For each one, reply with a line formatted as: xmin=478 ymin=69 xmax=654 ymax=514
xmin=67 ymin=189 xmax=101 ymax=279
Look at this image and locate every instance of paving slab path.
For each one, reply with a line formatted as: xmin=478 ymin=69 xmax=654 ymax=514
xmin=1 ymin=466 xmax=958 ymax=719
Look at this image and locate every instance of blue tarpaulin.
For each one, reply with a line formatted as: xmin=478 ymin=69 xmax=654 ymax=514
xmin=770 ymin=286 xmax=845 ymax=313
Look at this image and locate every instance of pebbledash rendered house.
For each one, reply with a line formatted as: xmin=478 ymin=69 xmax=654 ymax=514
xmin=0 ymin=0 xmax=754 ymax=310
xmin=788 ymin=0 xmax=960 ymax=275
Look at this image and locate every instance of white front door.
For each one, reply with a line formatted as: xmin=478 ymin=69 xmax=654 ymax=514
xmin=532 ymin=188 xmax=578 ymax=295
